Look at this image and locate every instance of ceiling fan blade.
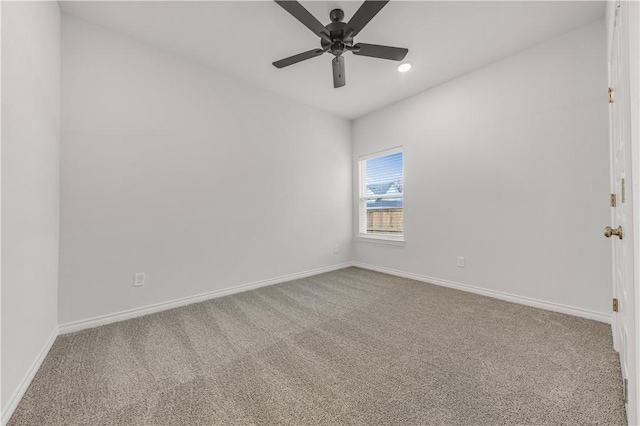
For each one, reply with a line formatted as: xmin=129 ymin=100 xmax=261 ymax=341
xmin=274 ymin=1 xmax=331 ymax=42
xmin=352 ymin=43 xmax=408 ymax=61
xmin=344 ymin=0 xmax=389 ymax=38
xmin=273 ymin=49 xmax=326 ymax=68
xmin=332 ymin=56 xmax=346 ymax=88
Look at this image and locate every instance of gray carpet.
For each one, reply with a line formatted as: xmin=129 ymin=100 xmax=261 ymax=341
xmin=9 ymin=267 xmax=626 ymax=425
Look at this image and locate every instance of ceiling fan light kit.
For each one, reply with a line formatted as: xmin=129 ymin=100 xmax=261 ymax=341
xmin=273 ymin=0 xmax=409 ymax=88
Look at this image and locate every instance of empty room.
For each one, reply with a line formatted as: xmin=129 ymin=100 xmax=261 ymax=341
xmin=2 ymin=0 xmax=639 ymax=424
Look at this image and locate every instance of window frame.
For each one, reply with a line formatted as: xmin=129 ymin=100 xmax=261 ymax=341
xmin=357 ymin=147 xmax=405 ymax=246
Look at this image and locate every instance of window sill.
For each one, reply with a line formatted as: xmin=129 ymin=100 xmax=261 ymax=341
xmin=356 ymin=234 xmax=405 ymax=247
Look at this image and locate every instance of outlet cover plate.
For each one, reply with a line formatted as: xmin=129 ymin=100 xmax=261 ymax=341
xmin=134 ymin=273 xmax=145 ymax=287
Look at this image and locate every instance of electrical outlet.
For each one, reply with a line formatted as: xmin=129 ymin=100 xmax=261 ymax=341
xmin=134 ymin=273 xmax=145 ymax=287
xmin=334 ymin=244 xmax=340 ymax=254
xmin=457 ymin=257 xmax=465 ymax=268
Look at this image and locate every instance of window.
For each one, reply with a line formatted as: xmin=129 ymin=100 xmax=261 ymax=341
xmin=358 ymin=148 xmax=404 ymax=244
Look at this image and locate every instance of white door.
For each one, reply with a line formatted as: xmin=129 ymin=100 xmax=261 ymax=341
xmin=608 ymin=0 xmax=637 ymax=423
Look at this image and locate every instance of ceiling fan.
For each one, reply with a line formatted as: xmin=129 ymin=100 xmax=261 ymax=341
xmin=272 ymin=0 xmax=408 ymax=88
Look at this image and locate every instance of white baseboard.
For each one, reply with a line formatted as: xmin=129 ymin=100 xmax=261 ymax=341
xmin=2 ymin=326 xmax=58 ymax=426
xmin=59 ymin=260 xmax=611 ymax=333
xmin=353 ymin=262 xmax=612 ymax=324
xmin=58 ymin=262 xmax=354 ymax=335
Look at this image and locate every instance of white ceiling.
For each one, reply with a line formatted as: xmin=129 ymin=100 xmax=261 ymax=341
xmin=59 ymin=1 xmax=605 ymax=120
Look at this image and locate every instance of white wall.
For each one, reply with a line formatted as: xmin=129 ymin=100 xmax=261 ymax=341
xmin=353 ymin=19 xmax=611 ymax=318
xmin=59 ymin=16 xmax=352 ymax=326
xmin=1 ymin=0 xmax=60 ymax=419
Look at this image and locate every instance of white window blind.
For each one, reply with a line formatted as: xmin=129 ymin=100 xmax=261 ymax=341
xmin=358 ymin=148 xmax=404 ymax=240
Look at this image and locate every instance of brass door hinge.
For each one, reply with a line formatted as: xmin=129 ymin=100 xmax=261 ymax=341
xmin=613 ymin=298 xmax=619 ymax=312
xmin=621 ymin=178 xmax=625 ymax=203
xmin=609 ymin=87 xmax=614 ymax=103
xmin=611 ymin=193 xmax=617 ymax=207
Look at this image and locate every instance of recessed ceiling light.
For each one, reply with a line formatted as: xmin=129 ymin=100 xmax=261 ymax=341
xmin=397 ymin=63 xmax=412 ymax=73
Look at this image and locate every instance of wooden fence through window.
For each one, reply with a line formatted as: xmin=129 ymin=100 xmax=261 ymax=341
xmin=367 ymin=208 xmax=403 ymax=234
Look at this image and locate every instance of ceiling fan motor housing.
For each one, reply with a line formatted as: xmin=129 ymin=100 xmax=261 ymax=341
xmin=322 ymin=9 xmax=354 ymax=56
